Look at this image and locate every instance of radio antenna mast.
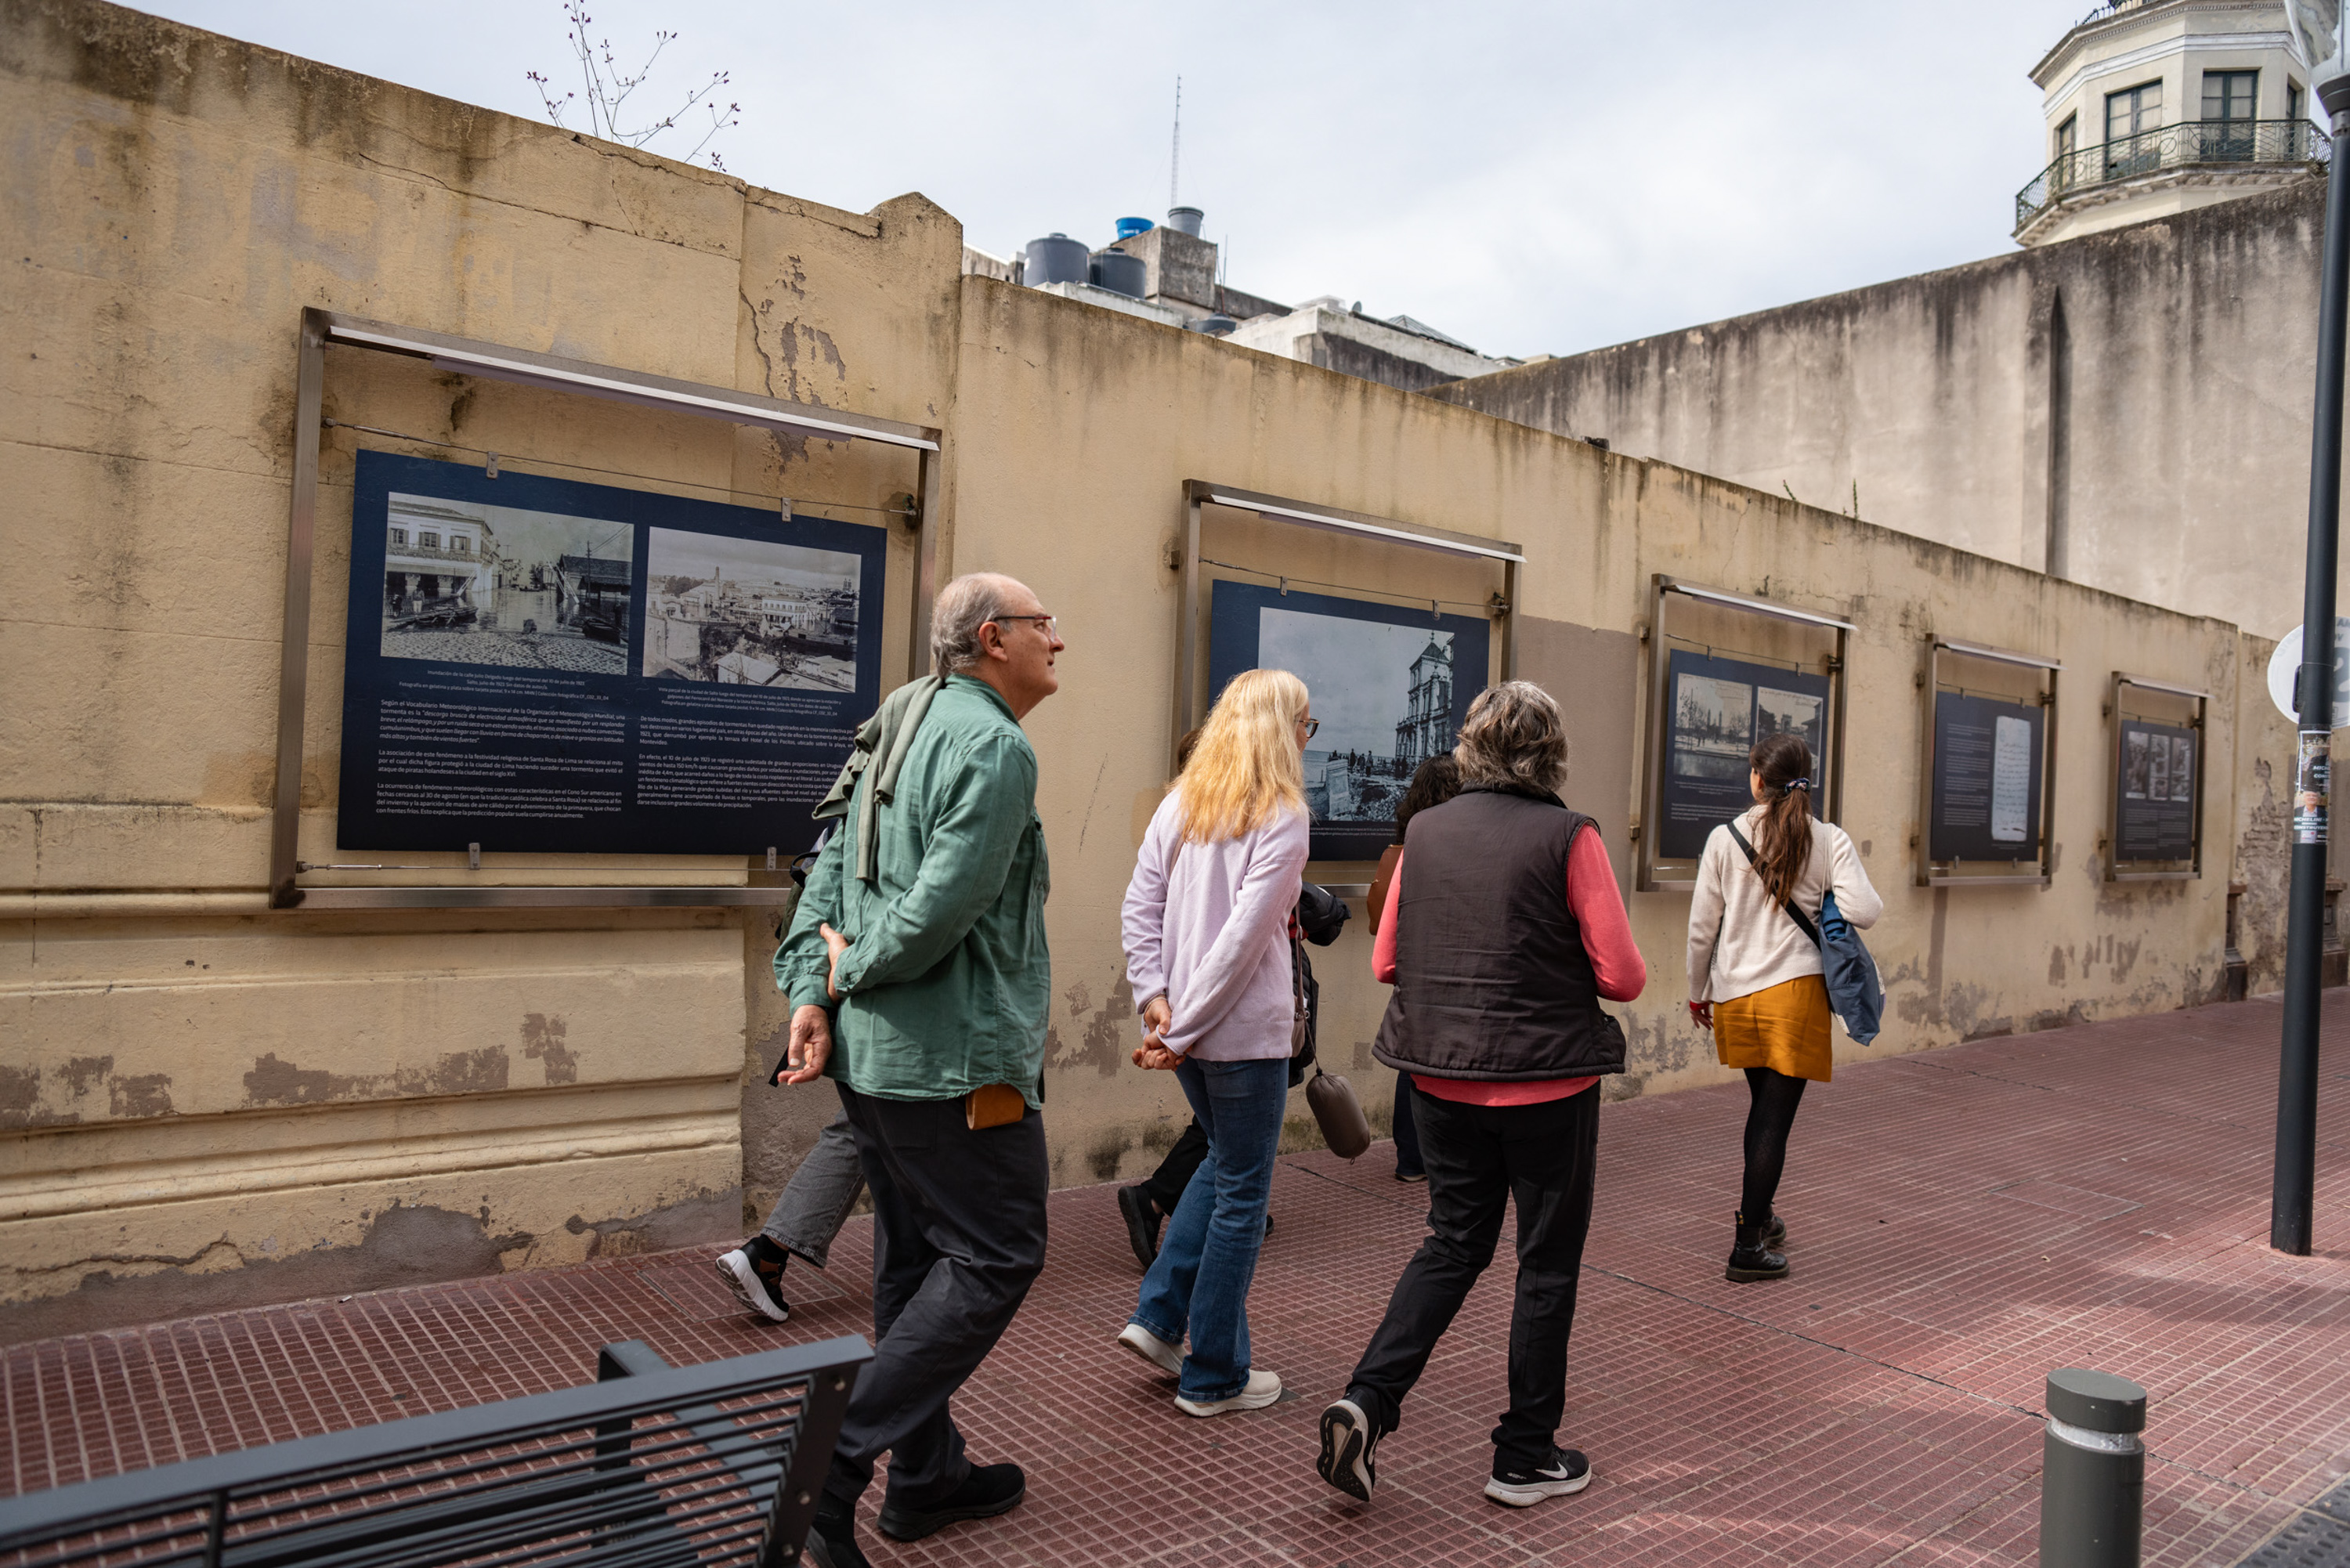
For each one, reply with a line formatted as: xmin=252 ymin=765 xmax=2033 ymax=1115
xmin=1170 ymin=76 xmax=1181 ymax=209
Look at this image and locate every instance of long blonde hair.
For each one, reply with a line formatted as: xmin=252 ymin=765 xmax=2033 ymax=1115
xmin=1174 ymin=669 xmax=1309 ymax=843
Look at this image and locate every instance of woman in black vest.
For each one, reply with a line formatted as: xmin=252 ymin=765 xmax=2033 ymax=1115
xmin=1317 ymin=681 xmax=1647 ymax=1510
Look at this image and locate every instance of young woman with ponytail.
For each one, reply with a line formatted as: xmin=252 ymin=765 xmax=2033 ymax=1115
xmin=1685 ymin=732 xmax=1882 ymax=1282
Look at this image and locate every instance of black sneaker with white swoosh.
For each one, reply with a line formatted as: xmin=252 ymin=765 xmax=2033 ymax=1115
xmin=1484 ymin=1446 xmax=1591 ymax=1507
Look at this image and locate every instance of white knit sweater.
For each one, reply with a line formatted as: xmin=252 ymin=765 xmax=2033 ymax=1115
xmin=1686 ymin=806 xmax=1883 ymax=1005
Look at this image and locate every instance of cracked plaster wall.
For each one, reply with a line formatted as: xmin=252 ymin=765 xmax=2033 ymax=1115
xmin=0 ymin=0 xmax=957 ymax=1331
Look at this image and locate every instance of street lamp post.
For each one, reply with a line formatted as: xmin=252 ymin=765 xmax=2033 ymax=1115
xmin=2273 ymin=2 xmax=2350 ymax=1255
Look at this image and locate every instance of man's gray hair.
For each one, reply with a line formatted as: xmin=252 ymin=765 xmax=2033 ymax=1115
xmin=1452 ymin=681 xmax=1571 ymax=795
xmin=931 ymin=573 xmax=1024 ymax=676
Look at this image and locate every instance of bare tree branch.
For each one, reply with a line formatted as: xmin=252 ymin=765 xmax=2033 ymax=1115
xmin=526 ymin=2 xmax=740 ymax=170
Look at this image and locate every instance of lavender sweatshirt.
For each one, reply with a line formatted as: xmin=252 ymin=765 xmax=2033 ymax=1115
xmin=1121 ymin=792 xmax=1311 ymax=1060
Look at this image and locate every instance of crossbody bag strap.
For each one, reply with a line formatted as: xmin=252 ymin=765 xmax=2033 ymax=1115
xmin=1724 ymin=821 xmax=1821 ymax=948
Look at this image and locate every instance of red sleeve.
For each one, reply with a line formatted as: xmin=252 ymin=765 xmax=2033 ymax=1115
xmin=1567 ymin=829 xmax=1646 ymax=1001
xmin=1372 ymin=853 xmax=1403 ymax=984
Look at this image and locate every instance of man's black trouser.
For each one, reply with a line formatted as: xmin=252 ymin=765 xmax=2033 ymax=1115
xmin=1345 ymin=1083 xmax=1599 ymax=1470
xmin=827 ymin=1083 xmax=1048 ymax=1511
xmin=1140 ymin=1118 xmax=1209 ymax=1214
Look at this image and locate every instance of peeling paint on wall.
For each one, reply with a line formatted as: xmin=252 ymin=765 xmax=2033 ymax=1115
xmin=242 ymin=1049 xmax=512 ymax=1107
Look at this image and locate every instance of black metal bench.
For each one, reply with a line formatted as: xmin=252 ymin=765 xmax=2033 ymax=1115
xmin=0 ymin=1332 xmax=870 ymax=1568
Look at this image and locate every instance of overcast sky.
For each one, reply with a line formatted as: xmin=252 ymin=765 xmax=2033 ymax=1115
xmin=141 ymin=0 xmax=2087 ymax=359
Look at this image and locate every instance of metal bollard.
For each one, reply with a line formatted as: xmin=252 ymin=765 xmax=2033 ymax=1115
xmin=2040 ymin=1367 xmax=2146 ymax=1566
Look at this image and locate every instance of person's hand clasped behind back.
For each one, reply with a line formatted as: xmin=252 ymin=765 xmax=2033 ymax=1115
xmin=1133 ymin=995 xmax=1181 ymax=1071
xmin=781 ymin=1003 xmax=833 ymax=1084
xmin=775 ymin=923 xmax=856 ymax=1086
xmin=820 ymin=921 xmax=851 ymax=1001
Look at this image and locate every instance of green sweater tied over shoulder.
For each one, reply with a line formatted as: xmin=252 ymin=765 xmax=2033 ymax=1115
xmin=775 ymin=675 xmax=1052 ymax=1107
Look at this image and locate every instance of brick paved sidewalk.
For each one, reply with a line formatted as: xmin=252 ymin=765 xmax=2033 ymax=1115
xmin=8 ymin=995 xmax=2350 ymax=1565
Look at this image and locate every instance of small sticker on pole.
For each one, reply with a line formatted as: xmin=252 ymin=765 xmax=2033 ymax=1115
xmin=2296 ymin=733 xmax=2332 ymax=845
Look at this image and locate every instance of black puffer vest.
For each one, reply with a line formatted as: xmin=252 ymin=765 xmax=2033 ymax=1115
xmin=1372 ymin=786 xmax=1627 ymax=1081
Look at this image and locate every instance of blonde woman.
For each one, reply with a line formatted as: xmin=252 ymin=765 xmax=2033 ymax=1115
xmin=1116 ymin=669 xmax=1314 ymax=1416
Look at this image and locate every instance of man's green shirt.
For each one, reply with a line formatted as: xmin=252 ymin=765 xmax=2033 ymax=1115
xmin=775 ymin=676 xmax=1051 ymax=1106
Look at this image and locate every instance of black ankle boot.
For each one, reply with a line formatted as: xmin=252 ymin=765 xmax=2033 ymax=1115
xmin=1762 ymin=1212 xmax=1786 ymax=1249
xmin=1725 ymin=1209 xmax=1789 ymax=1282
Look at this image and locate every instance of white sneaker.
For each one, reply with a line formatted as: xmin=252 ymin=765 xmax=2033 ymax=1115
xmin=1116 ymin=1322 xmax=1183 ymax=1379
xmin=1173 ymin=1367 xmax=1282 ymax=1417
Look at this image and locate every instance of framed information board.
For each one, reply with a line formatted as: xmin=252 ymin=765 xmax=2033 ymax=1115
xmin=1636 ymin=576 xmax=1850 ymax=891
xmin=2106 ymin=672 xmax=2207 ymax=880
xmin=1915 ymin=638 xmax=2058 ymax=887
xmin=337 ymin=451 xmax=888 ymax=857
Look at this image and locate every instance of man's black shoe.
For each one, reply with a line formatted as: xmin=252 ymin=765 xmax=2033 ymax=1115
xmin=1485 ymin=1446 xmax=1592 ymax=1508
xmin=803 ymin=1500 xmax=870 ymax=1568
xmin=714 ymin=1234 xmax=791 ymax=1323
xmin=1316 ymin=1395 xmax=1381 ymax=1501
xmin=877 ymin=1461 xmax=1025 ymax=1541
xmin=1117 ymin=1184 xmax=1162 ymax=1268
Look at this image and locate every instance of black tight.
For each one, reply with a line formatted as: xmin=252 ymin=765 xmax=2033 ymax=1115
xmin=1740 ymin=1068 xmax=1808 ymax=1223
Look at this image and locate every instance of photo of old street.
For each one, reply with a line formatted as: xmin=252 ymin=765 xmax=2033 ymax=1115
xmin=378 ymin=492 xmax=633 ymax=674
xmin=642 ymin=526 xmax=862 ymax=692
xmin=13 ymin=1 xmax=2350 ymax=1566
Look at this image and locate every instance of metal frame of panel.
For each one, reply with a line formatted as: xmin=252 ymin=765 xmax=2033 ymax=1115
xmin=1636 ymin=575 xmax=1853 ymax=893
xmin=2106 ymin=671 xmax=2211 ymax=881
xmin=270 ymin=309 xmax=944 ymax=910
xmin=1914 ymin=637 xmax=2061 ymax=888
xmin=1172 ymin=480 xmax=1523 ymax=773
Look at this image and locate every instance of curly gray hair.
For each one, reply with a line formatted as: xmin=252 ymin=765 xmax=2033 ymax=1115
xmin=929 ymin=573 xmax=1027 ymax=677
xmin=1452 ymin=681 xmax=1571 ymax=795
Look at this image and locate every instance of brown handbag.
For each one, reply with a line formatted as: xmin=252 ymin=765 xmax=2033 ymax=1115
xmin=1305 ymin=1065 xmax=1373 ymax=1158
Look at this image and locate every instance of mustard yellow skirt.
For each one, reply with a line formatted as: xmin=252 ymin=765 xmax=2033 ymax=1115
xmin=1713 ymin=974 xmax=1834 ymax=1082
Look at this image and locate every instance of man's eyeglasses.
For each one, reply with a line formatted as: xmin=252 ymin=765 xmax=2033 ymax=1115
xmin=991 ymin=613 xmax=1058 ymax=636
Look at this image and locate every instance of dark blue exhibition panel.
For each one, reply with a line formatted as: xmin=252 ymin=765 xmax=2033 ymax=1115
xmin=1208 ymin=581 xmax=1489 ymax=863
xmin=1929 ymin=691 xmax=2044 ymax=864
xmin=338 ymin=451 xmax=885 ymax=856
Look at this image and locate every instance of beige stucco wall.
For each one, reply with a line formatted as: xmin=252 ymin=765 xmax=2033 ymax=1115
xmin=0 ymin=0 xmax=2292 ymax=1333
xmin=0 ymin=0 xmax=955 ymax=1336
xmin=1430 ymin=180 xmax=2335 ymax=645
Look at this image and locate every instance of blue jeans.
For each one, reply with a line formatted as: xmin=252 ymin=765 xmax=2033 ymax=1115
xmin=1129 ymin=1055 xmax=1289 ymax=1401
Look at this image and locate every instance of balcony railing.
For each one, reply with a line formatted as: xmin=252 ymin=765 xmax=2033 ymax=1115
xmin=2016 ymin=119 xmax=2328 ymax=232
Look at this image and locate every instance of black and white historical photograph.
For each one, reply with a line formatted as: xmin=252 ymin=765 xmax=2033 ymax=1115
xmin=2170 ymin=735 xmax=2193 ymax=804
xmin=1755 ymin=684 xmax=1824 ymax=757
xmin=1255 ymin=606 xmax=1463 ymax=824
xmin=2125 ymin=728 xmax=2153 ymax=800
xmin=379 ymin=492 xmax=634 ymax=674
xmin=642 ymin=528 xmax=862 ymax=692
xmin=1673 ymin=672 xmax=1754 ymax=780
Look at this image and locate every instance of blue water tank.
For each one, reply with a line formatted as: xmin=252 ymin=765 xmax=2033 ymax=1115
xmin=1025 ymin=233 xmax=1089 ymax=287
xmin=1115 ymin=216 xmax=1154 ymax=240
xmin=1090 ymin=248 xmax=1147 ymax=299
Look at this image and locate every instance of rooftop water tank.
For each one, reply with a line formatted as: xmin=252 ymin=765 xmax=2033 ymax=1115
xmin=1090 ymin=248 xmax=1147 ymax=299
xmin=1189 ymin=315 xmax=1238 ymax=337
xmin=1115 ymin=216 xmax=1154 ymax=240
xmin=1166 ymin=206 xmax=1204 ymax=237
xmin=1025 ymin=233 xmax=1088 ymax=287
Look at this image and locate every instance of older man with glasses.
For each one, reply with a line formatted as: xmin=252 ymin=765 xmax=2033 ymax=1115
xmin=772 ymin=573 xmax=1065 ymax=1568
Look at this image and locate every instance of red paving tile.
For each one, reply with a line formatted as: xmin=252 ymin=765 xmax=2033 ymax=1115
xmin=5 ymin=992 xmax=2350 ymax=1565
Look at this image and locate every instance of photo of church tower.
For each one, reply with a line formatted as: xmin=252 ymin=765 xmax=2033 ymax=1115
xmin=1394 ymin=636 xmax=1455 ymax=770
